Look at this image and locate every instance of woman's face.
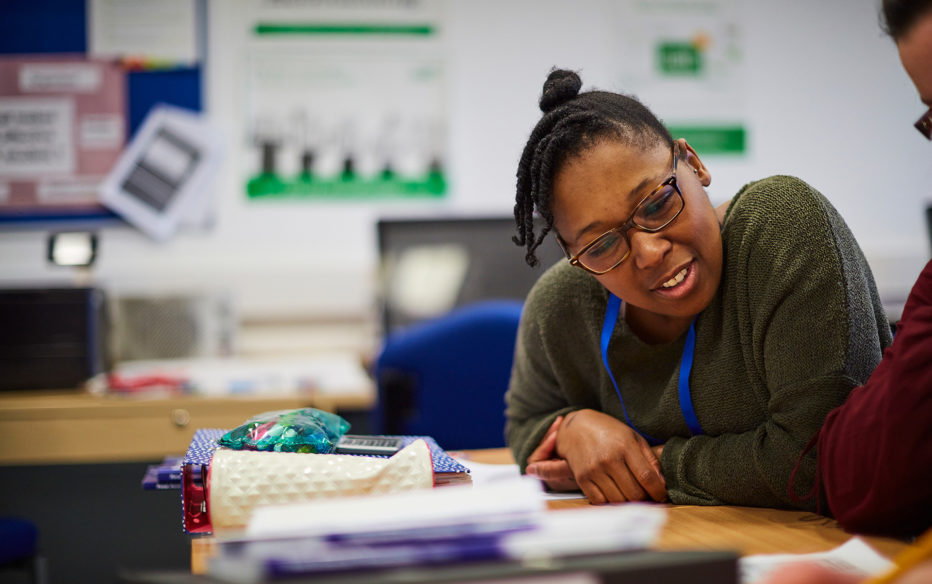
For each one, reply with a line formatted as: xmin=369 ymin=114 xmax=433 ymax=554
xmin=552 ymin=138 xmax=723 ymax=330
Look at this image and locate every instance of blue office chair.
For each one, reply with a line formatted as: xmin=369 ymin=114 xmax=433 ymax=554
xmin=0 ymin=517 xmax=47 ymax=584
xmin=372 ymin=300 xmax=524 ymax=450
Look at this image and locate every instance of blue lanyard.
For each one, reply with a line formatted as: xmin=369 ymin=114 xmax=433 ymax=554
xmin=600 ymin=293 xmax=704 ymax=445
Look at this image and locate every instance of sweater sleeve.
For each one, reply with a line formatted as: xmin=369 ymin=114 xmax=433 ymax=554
xmin=505 ymin=304 xmax=575 ymax=472
xmin=818 ymin=259 xmax=932 ymax=536
xmin=660 ymin=177 xmax=891 ymax=511
xmin=504 ymin=264 xmax=604 ymax=471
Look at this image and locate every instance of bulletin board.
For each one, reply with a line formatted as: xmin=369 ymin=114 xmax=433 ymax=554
xmin=0 ymin=0 xmax=204 ymax=229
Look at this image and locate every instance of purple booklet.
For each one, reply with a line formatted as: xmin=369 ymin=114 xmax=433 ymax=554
xmin=141 ymin=456 xmax=188 ymax=490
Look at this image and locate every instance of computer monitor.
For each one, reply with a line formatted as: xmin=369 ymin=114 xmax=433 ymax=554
xmin=376 ymin=216 xmax=564 ymax=336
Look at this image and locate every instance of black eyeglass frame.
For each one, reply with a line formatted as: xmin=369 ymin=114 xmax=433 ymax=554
xmin=557 ymin=142 xmax=686 ymax=276
xmin=916 ymin=107 xmax=932 ymax=140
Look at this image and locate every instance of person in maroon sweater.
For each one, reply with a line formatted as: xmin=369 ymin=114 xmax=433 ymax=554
xmin=798 ymin=0 xmax=932 ymax=540
xmin=816 ymin=262 xmax=932 ymax=537
xmin=764 ymin=3 xmax=932 ymax=582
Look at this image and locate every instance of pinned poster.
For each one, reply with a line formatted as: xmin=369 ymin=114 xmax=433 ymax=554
xmin=87 ymin=0 xmax=202 ymax=67
xmin=236 ymin=0 xmax=448 ymax=201
xmin=615 ymin=0 xmax=747 ymax=156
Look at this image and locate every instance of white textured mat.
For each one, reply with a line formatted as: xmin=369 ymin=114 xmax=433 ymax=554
xmin=209 ymin=439 xmax=433 ymax=530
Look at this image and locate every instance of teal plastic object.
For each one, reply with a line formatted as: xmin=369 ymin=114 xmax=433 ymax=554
xmin=218 ymin=408 xmax=351 ymax=453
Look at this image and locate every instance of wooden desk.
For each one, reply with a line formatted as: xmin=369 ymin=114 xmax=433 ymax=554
xmin=462 ymin=448 xmax=910 ymax=558
xmin=0 ymin=389 xmax=373 ymax=465
xmin=189 ymin=448 xmax=913 ymax=575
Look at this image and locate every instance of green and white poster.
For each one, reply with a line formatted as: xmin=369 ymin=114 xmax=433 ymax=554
xmin=240 ymin=0 xmax=447 ymax=200
xmin=618 ymin=0 xmax=746 ymax=156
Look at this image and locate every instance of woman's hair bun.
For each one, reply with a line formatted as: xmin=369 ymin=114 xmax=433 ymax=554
xmin=539 ymin=69 xmax=582 ymax=113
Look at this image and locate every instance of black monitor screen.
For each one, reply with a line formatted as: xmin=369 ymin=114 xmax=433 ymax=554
xmin=376 ymin=216 xmax=564 ymax=336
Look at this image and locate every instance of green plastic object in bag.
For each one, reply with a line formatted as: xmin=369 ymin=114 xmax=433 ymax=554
xmin=218 ymin=408 xmax=351 ymax=453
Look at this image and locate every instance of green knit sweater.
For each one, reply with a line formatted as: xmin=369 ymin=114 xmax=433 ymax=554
xmin=505 ymin=175 xmax=892 ymax=511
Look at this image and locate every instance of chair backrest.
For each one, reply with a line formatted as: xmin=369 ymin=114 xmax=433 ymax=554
xmin=372 ymin=300 xmax=524 ymax=450
xmin=0 ymin=516 xmax=46 ymax=584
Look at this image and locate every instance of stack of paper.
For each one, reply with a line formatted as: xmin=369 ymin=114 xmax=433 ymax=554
xmin=206 ymin=477 xmax=667 ymax=583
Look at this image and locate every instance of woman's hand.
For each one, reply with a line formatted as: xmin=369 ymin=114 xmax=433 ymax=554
xmin=555 ymin=409 xmax=667 ymax=504
xmin=525 ymin=415 xmax=579 ymax=491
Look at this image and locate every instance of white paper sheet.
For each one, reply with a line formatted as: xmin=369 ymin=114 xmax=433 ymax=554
xmin=455 ymin=458 xmax=587 ymax=501
xmin=88 ymin=0 xmax=200 ymax=65
xmin=740 ymin=537 xmax=895 ymax=584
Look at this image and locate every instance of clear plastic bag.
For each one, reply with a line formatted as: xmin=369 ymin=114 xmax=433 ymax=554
xmin=218 ymin=408 xmax=351 ymax=453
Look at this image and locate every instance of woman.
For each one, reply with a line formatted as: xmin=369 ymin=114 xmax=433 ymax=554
xmin=505 ymin=68 xmax=892 ymax=510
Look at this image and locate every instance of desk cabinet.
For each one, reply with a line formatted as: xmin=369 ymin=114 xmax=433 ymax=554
xmin=0 ymin=390 xmax=374 ymax=465
xmin=0 ymin=389 xmax=375 ymax=583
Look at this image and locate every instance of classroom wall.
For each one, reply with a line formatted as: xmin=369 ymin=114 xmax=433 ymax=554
xmin=0 ymin=0 xmax=928 ymax=327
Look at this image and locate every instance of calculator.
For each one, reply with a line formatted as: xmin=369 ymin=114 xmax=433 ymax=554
xmin=333 ymin=435 xmax=405 ymax=456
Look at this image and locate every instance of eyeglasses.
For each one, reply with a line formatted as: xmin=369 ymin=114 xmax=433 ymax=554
xmin=558 ymin=142 xmax=685 ymax=275
xmin=916 ymin=107 xmax=932 ymax=140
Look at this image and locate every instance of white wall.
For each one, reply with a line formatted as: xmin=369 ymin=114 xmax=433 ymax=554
xmin=0 ymin=0 xmax=927 ymax=324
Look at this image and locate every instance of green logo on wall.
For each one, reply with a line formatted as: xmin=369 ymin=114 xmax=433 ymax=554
xmin=658 ymin=42 xmax=702 ymax=75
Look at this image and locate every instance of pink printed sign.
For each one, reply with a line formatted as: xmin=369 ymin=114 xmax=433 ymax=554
xmin=0 ymin=55 xmax=125 ymax=215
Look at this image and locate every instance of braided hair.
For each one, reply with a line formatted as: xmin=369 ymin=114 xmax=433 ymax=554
xmin=512 ymin=68 xmax=674 ymax=267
